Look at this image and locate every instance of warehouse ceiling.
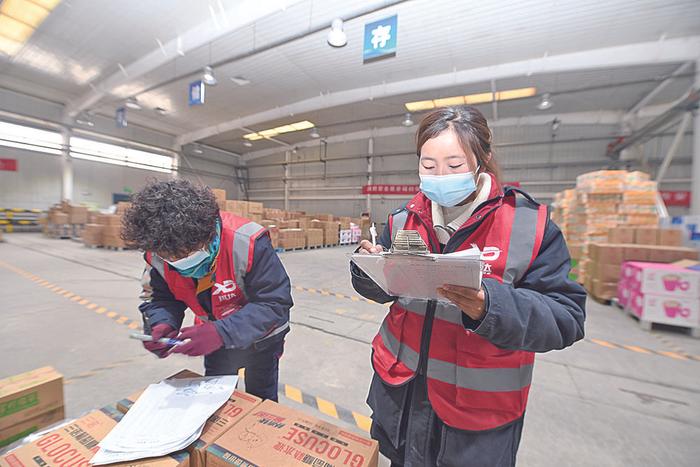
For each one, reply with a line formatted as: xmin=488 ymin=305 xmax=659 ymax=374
xmin=0 ymin=0 xmax=699 ymax=156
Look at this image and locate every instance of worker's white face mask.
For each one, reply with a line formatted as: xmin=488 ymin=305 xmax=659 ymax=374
xmin=165 ymin=249 xmax=209 ymax=271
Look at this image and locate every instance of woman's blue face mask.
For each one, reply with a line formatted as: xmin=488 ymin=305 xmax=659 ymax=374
xmin=163 ymin=220 xmax=221 ymax=278
xmin=419 ymin=167 xmax=479 ymax=207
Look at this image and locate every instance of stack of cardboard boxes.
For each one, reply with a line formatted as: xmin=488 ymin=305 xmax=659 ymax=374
xmin=554 ymin=170 xmax=660 ymax=285
xmin=1 ymin=369 xmax=379 ymax=467
xmin=0 ymin=367 xmax=64 ymax=449
xmin=304 ymin=228 xmax=324 ymax=248
xmin=83 ymin=223 xmax=104 ymax=247
xmin=278 ymin=228 xmax=306 ymax=250
xmin=99 ymin=213 xmax=126 ymax=249
xmin=584 ymin=227 xmax=698 ymax=301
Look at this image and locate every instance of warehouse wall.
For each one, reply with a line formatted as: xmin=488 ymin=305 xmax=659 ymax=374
xmin=246 ymin=123 xmax=695 ymax=224
xmin=0 ymin=89 xmax=242 ymax=209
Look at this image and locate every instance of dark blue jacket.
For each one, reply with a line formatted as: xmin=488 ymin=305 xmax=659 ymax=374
xmin=351 ymin=205 xmax=586 ymax=352
xmin=139 ymin=234 xmax=293 ymax=350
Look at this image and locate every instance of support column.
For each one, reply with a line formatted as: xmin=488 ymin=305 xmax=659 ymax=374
xmin=172 ymin=150 xmax=181 ymax=179
xmin=692 ymin=59 xmax=700 ymax=215
xmin=60 ymin=127 xmax=73 ymax=202
xmin=366 ymin=137 xmax=374 ymax=214
xmin=284 ymin=150 xmax=290 ymax=211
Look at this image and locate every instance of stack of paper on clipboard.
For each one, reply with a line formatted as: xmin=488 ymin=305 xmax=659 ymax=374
xmin=351 ymin=230 xmax=483 ymax=301
xmin=90 ymin=376 xmax=237 ymax=465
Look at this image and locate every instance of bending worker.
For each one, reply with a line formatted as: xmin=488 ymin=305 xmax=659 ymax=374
xmin=351 ymin=105 xmax=586 ymax=466
xmin=122 ymin=179 xmax=292 ymax=401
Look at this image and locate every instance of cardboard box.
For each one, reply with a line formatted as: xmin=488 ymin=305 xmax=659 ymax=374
xmin=225 ymin=201 xmax=248 ymax=217
xmin=607 ymin=227 xmax=635 ymax=244
xmin=589 ymin=244 xmax=624 ymax=265
xmin=0 ymin=407 xmax=190 ymax=467
xmin=207 ymin=400 xmax=379 ymax=467
xmin=591 ymin=262 xmax=621 ymax=283
xmin=658 ymin=228 xmax=683 ymax=247
xmin=340 ymin=229 xmax=353 ymax=245
xmin=304 ymin=229 xmax=324 ymax=248
xmin=623 ymin=245 xmax=650 ymax=262
xmin=102 ymin=225 xmax=125 ymax=248
xmin=0 ymin=406 xmax=64 ymax=449
xmin=635 ymin=228 xmax=659 ymax=245
xmin=592 ymin=279 xmax=618 ymax=300
xmin=68 ymin=206 xmax=88 ymax=225
xmin=338 ymin=217 xmax=352 ymax=229
xmin=247 ymin=202 xmax=263 ymax=215
xmin=115 ymin=202 xmax=132 ymax=215
xmin=51 ymin=212 xmax=69 ymax=225
xmin=189 ymin=391 xmax=262 ymax=467
xmin=623 ymin=261 xmax=700 ymax=298
xmin=212 ymin=189 xmax=227 ymax=210
xmin=279 ymin=229 xmax=305 ymax=250
xmin=633 ymin=293 xmax=700 ymax=327
xmin=0 ymin=367 xmax=63 ymax=433
xmin=82 ymin=224 xmax=103 ymax=246
xmin=313 ymin=214 xmax=335 ymax=222
xmin=568 ymin=243 xmax=584 ymax=260
xmin=98 ymin=214 xmax=122 ymax=226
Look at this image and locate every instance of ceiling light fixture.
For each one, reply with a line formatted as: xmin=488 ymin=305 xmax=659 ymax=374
xmin=405 ymin=87 xmax=537 ymax=112
xmin=155 ymin=107 xmax=167 ymax=116
xmin=125 ymin=97 xmax=142 ymax=110
xmin=202 ymin=65 xmax=217 ymax=86
xmin=75 ymin=113 xmax=94 ymax=127
xmin=230 ymin=76 xmax=251 ymax=86
xmin=537 ymin=93 xmax=553 ymax=110
xmin=402 ymin=113 xmax=414 ymax=127
xmin=309 ymin=127 xmax=320 ymax=138
xmin=192 ymin=146 xmax=204 ymax=155
xmin=0 ymin=0 xmax=61 ymax=56
xmin=242 ymin=140 xmax=253 ymax=147
xmin=327 ymin=18 xmax=347 ymax=48
xmin=243 ymin=120 xmax=315 ymax=140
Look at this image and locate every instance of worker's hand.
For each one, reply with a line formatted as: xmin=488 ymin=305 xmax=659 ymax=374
xmin=358 ymin=239 xmax=385 ymax=255
xmin=143 ymin=324 xmax=177 ymax=358
xmin=437 ymin=284 xmax=487 ymax=321
xmin=170 ymin=322 xmax=224 ymax=357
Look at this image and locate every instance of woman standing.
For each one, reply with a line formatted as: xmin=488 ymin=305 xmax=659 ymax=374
xmin=351 ymin=106 xmax=586 ymax=466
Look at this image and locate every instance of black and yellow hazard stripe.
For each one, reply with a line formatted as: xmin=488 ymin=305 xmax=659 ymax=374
xmin=279 ymin=381 xmax=372 ymax=433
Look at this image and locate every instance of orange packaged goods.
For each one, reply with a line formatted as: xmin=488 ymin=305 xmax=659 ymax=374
xmin=206 ymin=400 xmax=379 ymax=467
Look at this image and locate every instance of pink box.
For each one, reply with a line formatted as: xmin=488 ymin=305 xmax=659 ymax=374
xmin=617 ymin=279 xmax=632 ymax=308
xmin=627 ymin=289 xmax=644 ymax=318
xmin=635 ymin=294 xmax=700 ymax=327
xmin=623 ymin=261 xmax=700 ymax=298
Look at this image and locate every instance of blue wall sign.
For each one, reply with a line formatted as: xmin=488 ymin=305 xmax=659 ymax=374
xmin=189 ymin=80 xmax=205 ymax=106
xmin=363 ymin=15 xmax=398 ymax=63
xmin=116 ymin=107 xmax=127 ymax=128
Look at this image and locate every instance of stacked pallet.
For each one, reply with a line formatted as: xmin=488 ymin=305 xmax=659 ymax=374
xmin=560 ymin=170 xmax=659 ymax=285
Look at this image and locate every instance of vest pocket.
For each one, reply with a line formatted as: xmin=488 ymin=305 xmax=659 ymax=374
xmin=366 ymin=372 xmax=410 ymax=450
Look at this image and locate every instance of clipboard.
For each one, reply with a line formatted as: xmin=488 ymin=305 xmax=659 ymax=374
xmin=351 ymin=230 xmax=483 ymax=301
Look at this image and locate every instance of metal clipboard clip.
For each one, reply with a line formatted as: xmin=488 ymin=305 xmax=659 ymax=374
xmin=389 ymin=230 xmax=434 ymax=259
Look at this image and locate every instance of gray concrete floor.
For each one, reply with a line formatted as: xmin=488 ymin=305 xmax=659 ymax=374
xmin=1 ymin=233 xmax=700 ymax=466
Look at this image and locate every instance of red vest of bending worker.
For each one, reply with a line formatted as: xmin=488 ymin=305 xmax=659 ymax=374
xmin=372 ymin=175 xmax=548 ymax=432
xmin=144 ymin=212 xmax=266 ymax=321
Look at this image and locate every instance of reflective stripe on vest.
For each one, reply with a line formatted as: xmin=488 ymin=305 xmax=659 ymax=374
xmin=502 ymin=197 xmax=539 ymax=285
xmin=398 ymin=297 xmax=462 ymax=326
xmin=379 ymin=319 xmax=533 ymax=392
xmin=232 ymin=221 xmax=265 ymax=300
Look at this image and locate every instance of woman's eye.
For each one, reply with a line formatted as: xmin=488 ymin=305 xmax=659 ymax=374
xmin=449 ymin=164 xmax=464 ymax=169
xmin=422 ymin=165 xmax=436 ymax=170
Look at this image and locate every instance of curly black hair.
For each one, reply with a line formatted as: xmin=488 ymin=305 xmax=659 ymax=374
xmin=121 ymin=178 xmax=219 ymax=257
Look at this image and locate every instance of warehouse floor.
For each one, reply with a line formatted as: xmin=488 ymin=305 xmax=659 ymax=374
xmin=2 ymin=233 xmax=700 ymax=466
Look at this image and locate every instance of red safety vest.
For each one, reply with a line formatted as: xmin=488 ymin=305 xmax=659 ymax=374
xmin=371 ymin=179 xmax=548 ymax=432
xmin=145 ymin=212 xmax=268 ymax=322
